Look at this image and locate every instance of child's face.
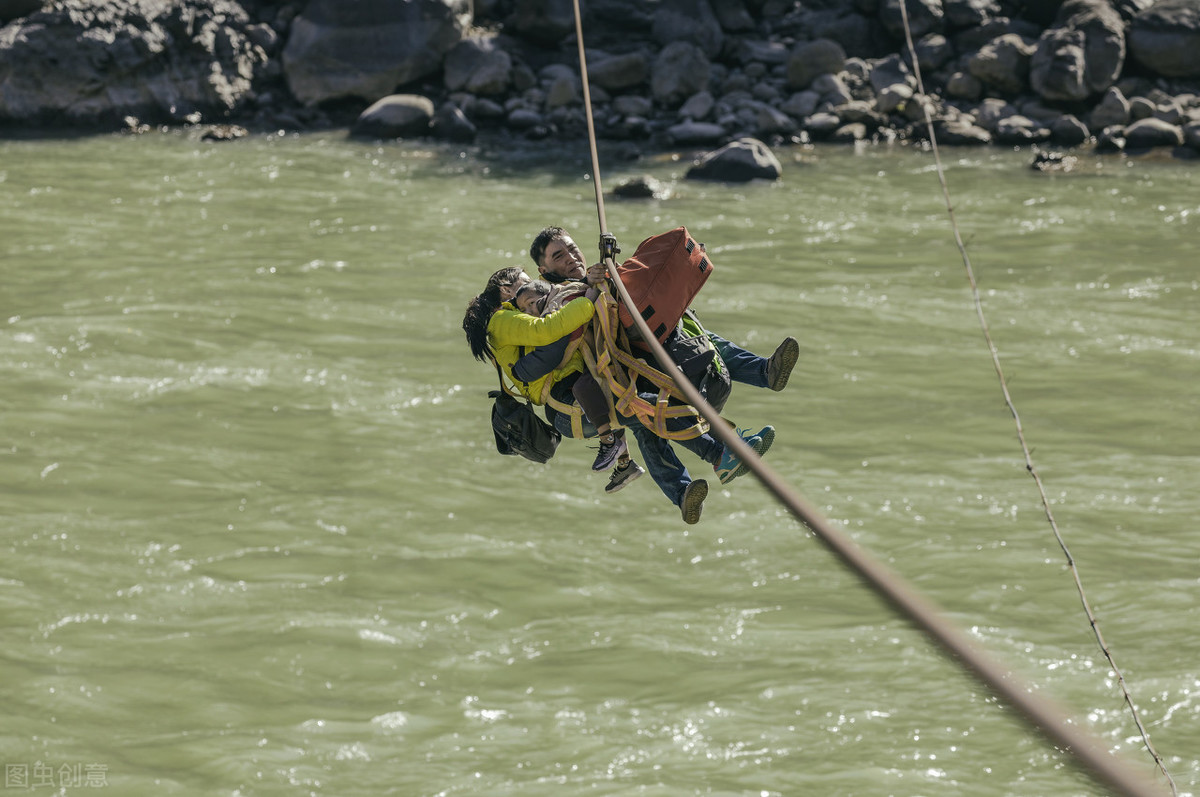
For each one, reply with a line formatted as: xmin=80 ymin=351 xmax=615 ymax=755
xmin=514 ymin=286 xmax=543 ymax=315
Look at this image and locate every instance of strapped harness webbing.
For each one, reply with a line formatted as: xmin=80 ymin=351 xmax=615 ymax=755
xmin=582 ymin=285 xmax=711 ymax=441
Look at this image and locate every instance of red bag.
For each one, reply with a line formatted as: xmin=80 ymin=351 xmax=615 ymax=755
xmin=616 ymin=227 xmax=712 ymax=344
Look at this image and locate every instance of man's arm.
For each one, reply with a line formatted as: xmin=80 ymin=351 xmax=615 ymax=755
xmin=511 ymin=336 xmax=571 ymax=383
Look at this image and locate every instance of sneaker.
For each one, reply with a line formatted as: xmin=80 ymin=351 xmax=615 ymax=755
xmin=680 ymin=479 xmax=708 ymax=524
xmin=591 ymin=430 xmax=627 ymax=472
xmin=714 ymin=425 xmax=776 ymax=485
xmin=605 ymin=459 xmax=645 ymax=494
xmin=767 ymin=337 xmax=799 ymax=392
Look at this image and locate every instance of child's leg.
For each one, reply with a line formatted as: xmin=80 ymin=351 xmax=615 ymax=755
xmin=571 ymin=372 xmax=616 ymax=436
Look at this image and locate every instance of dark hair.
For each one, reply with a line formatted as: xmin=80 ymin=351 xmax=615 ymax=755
xmin=529 ymin=226 xmax=566 ymax=270
xmin=463 ymin=266 xmax=525 ymax=361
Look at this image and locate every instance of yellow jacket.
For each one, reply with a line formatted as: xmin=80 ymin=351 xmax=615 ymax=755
xmin=487 ymin=297 xmax=594 ymax=403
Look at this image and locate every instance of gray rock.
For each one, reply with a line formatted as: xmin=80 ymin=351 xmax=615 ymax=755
xmin=805 ymin=111 xmax=844 ymax=138
xmin=0 ymin=0 xmax=42 ymax=24
xmin=1088 ymin=86 xmax=1130 ymax=128
xmin=678 ymin=90 xmax=715 ymax=120
xmin=352 ymin=94 xmax=434 ymax=138
xmin=994 ymin=113 xmax=1051 ymax=143
xmin=945 ymin=0 xmax=1000 ymax=29
xmin=653 ymin=0 xmax=725 ymax=53
xmin=1124 ymin=117 xmax=1185 ymax=149
xmin=1184 ymin=121 xmax=1200 ymax=149
xmin=612 ymin=175 xmax=668 ymax=198
xmin=1030 ymin=0 xmax=1125 ymax=103
xmin=444 ymin=36 xmax=512 ymax=96
xmin=968 ymin=33 xmax=1037 ymax=95
xmin=876 ymin=82 xmax=915 ymax=113
xmin=431 ymin=102 xmax=477 ymax=142
xmin=506 ymin=107 xmax=545 ymax=130
xmin=781 ymin=90 xmax=821 ymax=119
xmin=589 ymin=51 xmax=651 ymax=92
xmin=284 ymin=0 xmax=469 ymax=106
xmin=915 ymin=33 xmax=954 ymax=72
xmin=508 ymin=0 xmax=575 ymax=45
xmin=787 ymin=38 xmax=848 ymax=90
xmin=0 ymin=0 xmax=268 ymax=125
xmin=667 ymin=120 xmax=728 ymax=145
xmin=831 ymin=121 xmax=869 ymax=142
xmin=1050 ymin=113 xmax=1090 ymax=144
xmin=946 ymin=70 xmax=984 ymax=100
xmin=1128 ymin=96 xmax=1156 ymax=120
xmin=935 ymin=117 xmax=993 ymax=144
xmin=615 ymin=94 xmax=655 ymax=117
xmin=651 ymin=41 xmax=711 ymax=107
xmin=1128 ymin=0 xmax=1200 ymax=78
xmin=686 ymin=137 xmax=783 ymax=182
xmin=756 ymin=104 xmax=797 ymax=135
xmin=973 ymin=97 xmax=1020 ymax=131
xmin=879 ymin=0 xmax=945 ymax=40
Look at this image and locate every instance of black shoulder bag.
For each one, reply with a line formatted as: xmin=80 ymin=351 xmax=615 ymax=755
xmin=487 ymin=355 xmax=561 ymax=464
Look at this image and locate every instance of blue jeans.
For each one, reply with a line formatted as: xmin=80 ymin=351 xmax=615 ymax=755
xmin=548 ymin=399 xmax=723 ymax=508
xmin=709 ymin=331 xmax=769 ymax=389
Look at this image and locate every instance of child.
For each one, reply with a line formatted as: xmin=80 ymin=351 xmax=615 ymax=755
xmin=512 ymin=280 xmax=631 ymax=475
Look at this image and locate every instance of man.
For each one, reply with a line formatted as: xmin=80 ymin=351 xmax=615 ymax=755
xmin=529 ymin=226 xmax=799 ymax=393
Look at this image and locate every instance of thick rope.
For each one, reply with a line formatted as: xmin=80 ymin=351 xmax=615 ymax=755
xmin=896 ymin=2 xmax=1176 ymax=792
xmin=568 ymin=2 xmax=1164 ymax=794
xmin=564 ymin=3 xmax=1171 ymax=792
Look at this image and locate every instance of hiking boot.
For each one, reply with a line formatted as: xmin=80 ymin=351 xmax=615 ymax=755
xmin=767 ymin=337 xmax=799 ymax=392
xmin=605 ymin=459 xmax=645 ymax=494
xmin=680 ymin=479 xmax=708 ymax=524
xmin=714 ymin=425 xmax=776 ymax=485
xmin=591 ymin=430 xmax=627 ymax=471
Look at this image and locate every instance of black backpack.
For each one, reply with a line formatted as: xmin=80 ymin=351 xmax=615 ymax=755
xmin=487 ymin=357 xmax=561 ymax=464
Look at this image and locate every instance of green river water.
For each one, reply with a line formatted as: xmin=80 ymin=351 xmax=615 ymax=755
xmin=1 ymin=130 xmax=1197 ymax=796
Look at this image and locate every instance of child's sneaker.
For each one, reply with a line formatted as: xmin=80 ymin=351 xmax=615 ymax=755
xmin=591 ymin=430 xmax=627 ymax=471
xmin=714 ymin=426 xmax=776 ymax=484
xmin=605 ymin=459 xmax=644 ymax=494
xmin=680 ymin=479 xmax=708 ymax=524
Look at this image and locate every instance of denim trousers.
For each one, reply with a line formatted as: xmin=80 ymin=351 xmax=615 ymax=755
xmin=708 ymin=331 xmax=769 ymax=389
xmin=549 ymin=399 xmax=724 ymax=508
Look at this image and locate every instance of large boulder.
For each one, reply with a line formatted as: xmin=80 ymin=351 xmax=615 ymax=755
xmin=1030 ymin=0 xmax=1124 ymax=102
xmin=1128 ymin=0 xmax=1200 ymax=78
xmin=0 ymin=0 xmax=267 ymax=126
xmin=686 ymin=137 xmax=782 ymax=182
xmin=508 ymin=0 xmax=576 ymax=45
xmin=283 ymin=0 xmax=470 ymax=106
xmin=443 ymin=35 xmax=512 ymax=96
xmin=878 ymin=0 xmax=945 ymax=40
xmin=0 ymin=0 xmax=42 ymax=23
xmin=786 ymin=38 xmax=847 ymax=90
xmin=652 ymin=0 xmax=725 ymax=53
xmin=1123 ymin=117 xmax=1185 ymax=149
xmin=651 ymin=41 xmax=711 ymax=107
xmin=351 ymin=93 xmax=434 ymax=138
xmin=968 ymin=33 xmax=1037 ymax=95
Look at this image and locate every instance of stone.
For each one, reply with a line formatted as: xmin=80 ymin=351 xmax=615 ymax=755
xmin=686 ymin=137 xmax=783 ymax=181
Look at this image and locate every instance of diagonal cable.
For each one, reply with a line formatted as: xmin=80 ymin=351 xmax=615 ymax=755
xmin=567 ymin=2 xmax=1167 ymax=794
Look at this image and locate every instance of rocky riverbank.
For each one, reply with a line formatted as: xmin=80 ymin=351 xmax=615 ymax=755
xmin=2 ymin=0 xmax=1199 ymax=162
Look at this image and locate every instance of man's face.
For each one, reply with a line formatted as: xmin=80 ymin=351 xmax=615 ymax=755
xmin=538 ymin=234 xmax=586 ymax=281
xmin=498 ymin=270 xmax=531 ymax=303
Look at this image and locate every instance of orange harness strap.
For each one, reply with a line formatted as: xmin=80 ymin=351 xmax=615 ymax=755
xmin=584 ymin=286 xmax=710 ymax=441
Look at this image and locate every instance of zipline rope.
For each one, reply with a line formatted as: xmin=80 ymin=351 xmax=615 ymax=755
xmin=895 ymin=0 xmax=1176 ymax=792
xmin=567 ymin=2 xmax=1169 ymax=795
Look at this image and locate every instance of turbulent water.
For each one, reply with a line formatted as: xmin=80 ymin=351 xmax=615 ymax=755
xmin=1 ymin=130 xmax=1197 ymax=797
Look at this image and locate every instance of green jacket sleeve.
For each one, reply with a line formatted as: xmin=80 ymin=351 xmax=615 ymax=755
xmin=487 ymin=296 xmax=595 ymax=348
